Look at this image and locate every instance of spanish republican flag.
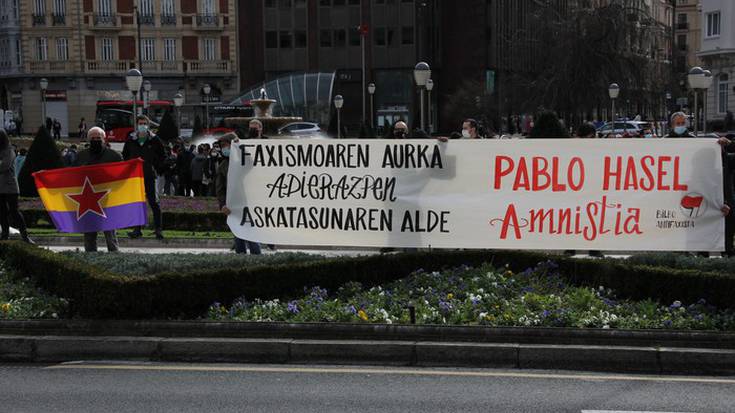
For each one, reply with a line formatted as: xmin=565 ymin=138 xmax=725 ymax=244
xmin=32 ymin=159 xmax=147 ymax=233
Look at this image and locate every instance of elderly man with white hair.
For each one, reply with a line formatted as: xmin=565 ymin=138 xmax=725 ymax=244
xmin=73 ymin=126 xmax=123 ymax=252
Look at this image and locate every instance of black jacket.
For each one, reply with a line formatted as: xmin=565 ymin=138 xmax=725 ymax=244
xmin=122 ymin=132 xmax=166 ymax=181
xmin=74 ymin=147 xmax=123 ymax=166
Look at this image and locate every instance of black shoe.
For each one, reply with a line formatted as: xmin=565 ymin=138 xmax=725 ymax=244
xmin=127 ymin=230 xmax=143 ymax=239
xmin=155 ymin=230 xmax=164 ymax=240
xmin=21 ymin=234 xmax=35 ymax=245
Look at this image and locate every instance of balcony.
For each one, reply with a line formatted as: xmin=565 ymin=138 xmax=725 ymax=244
xmin=92 ymin=13 xmax=119 ymax=29
xmin=185 ymin=60 xmax=231 ymax=74
xmin=84 ymin=60 xmax=233 ymax=75
xmin=141 ymin=60 xmax=184 ymax=73
xmin=138 ymin=13 xmax=154 ymax=26
xmin=32 ymin=14 xmax=46 ymax=26
xmin=160 ymin=14 xmax=176 ymax=26
xmin=26 ymin=60 xmax=72 ymax=73
xmin=52 ymin=13 xmax=65 ymax=25
xmin=86 ymin=60 xmax=133 ymax=74
xmin=194 ymin=14 xmax=222 ymax=30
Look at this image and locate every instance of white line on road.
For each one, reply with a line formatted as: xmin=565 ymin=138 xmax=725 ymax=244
xmin=44 ymin=364 xmax=735 ymax=385
xmin=582 ymin=411 xmax=695 ymax=413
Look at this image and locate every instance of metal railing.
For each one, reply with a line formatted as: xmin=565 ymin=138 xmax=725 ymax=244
xmin=160 ymin=14 xmax=176 ymax=25
xmin=32 ymin=14 xmax=46 ymax=26
xmin=85 ymin=60 xmax=232 ymax=74
xmin=186 ymin=60 xmax=230 ymax=73
xmin=86 ymin=60 xmax=130 ymax=73
xmin=26 ymin=60 xmax=71 ymax=73
xmin=52 ymin=13 xmax=65 ymax=25
xmin=196 ymin=14 xmax=219 ymax=27
xmin=138 ymin=13 xmax=154 ymax=25
xmin=93 ymin=13 xmax=117 ymax=26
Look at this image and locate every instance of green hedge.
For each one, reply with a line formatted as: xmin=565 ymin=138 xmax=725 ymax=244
xmin=2 ymin=241 xmax=735 ymax=319
xmin=22 ymin=209 xmax=229 ymax=232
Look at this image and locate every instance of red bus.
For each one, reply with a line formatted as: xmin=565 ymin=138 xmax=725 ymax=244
xmin=95 ymin=100 xmax=173 ymax=142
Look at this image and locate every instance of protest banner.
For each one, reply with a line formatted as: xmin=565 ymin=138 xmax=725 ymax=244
xmin=225 ymin=139 xmax=724 ymax=251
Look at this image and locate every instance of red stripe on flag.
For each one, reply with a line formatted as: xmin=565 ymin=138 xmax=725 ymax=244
xmin=681 ymin=195 xmax=704 ymax=209
xmin=32 ymin=159 xmax=144 ymax=189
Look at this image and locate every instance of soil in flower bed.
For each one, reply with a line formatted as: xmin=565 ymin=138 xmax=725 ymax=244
xmin=208 ymin=260 xmax=735 ymax=331
xmin=0 ymin=261 xmax=68 ymax=320
xmin=62 ymin=251 xmax=328 ymax=277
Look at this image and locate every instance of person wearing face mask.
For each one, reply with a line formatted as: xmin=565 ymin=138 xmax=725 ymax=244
xmin=389 ymin=121 xmax=409 ymax=139
xmin=664 ymin=112 xmax=695 ymax=138
xmin=122 ymin=115 xmax=166 ymax=240
xmin=73 ymin=126 xmax=123 ymax=252
xmin=247 ymin=119 xmax=268 ymax=139
xmin=461 ymin=119 xmax=482 ymax=139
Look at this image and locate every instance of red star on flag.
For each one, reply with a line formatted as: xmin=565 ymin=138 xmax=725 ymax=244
xmin=65 ymin=177 xmax=110 ymax=220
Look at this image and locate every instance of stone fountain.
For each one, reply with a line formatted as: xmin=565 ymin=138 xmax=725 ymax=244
xmin=226 ymin=88 xmax=302 ymax=135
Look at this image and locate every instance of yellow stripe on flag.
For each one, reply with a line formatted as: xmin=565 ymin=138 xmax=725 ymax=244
xmin=38 ymin=177 xmax=146 ymax=212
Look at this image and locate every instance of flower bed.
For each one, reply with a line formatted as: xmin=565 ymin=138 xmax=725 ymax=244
xmin=0 ymin=262 xmax=68 ymax=320
xmin=209 ymin=261 xmax=735 ymax=331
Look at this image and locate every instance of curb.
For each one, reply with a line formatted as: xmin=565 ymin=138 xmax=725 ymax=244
xmin=3 ymin=335 xmax=735 ymax=375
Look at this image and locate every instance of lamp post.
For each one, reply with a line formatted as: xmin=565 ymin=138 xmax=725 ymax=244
xmin=202 ymin=83 xmax=211 ymax=131
xmin=426 ymin=78 xmax=434 ymax=134
xmin=367 ymin=83 xmax=376 ymax=130
xmin=173 ymin=92 xmax=184 ymax=133
xmin=414 ymin=62 xmax=431 ymax=131
xmin=143 ymin=80 xmax=152 ymax=115
xmin=703 ymin=69 xmax=713 ymax=134
xmin=334 ymin=95 xmax=344 ymax=138
xmin=125 ymin=69 xmax=143 ymax=126
xmin=39 ymin=78 xmax=48 ymax=127
xmin=608 ymin=83 xmax=620 ymax=126
xmin=688 ymin=66 xmax=706 ymax=136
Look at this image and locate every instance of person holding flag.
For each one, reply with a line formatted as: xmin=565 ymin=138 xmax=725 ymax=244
xmin=123 ymin=115 xmax=166 ymax=240
xmin=73 ymin=127 xmax=122 ymax=252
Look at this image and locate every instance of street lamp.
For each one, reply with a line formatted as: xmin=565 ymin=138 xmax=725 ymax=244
xmin=173 ymin=92 xmax=184 ymax=133
xmin=426 ymin=79 xmax=434 ymax=133
xmin=688 ymin=66 xmax=706 ymax=136
xmin=334 ymin=94 xmax=344 ymax=138
xmin=202 ymin=83 xmax=211 ymax=131
xmin=143 ymin=80 xmax=152 ymax=115
xmin=367 ymin=83 xmax=376 ymax=130
xmin=39 ymin=78 xmax=48 ymax=128
xmin=703 ymin=69 xmax=713 ymax=134
xmin=414 ymin=62 xmax=431 ymax=131
xmin=608 ymin=83 xmax=620 ymax=125
xmin=125 ymin=69 xmax=143 ymax=125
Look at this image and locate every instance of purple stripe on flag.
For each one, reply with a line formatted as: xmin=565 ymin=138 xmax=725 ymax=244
xmin=48 ymin=202 xmax=148 ymax=233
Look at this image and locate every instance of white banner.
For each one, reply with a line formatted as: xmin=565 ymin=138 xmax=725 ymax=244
xmin=226 ymin=139 xmax=725 ymax=251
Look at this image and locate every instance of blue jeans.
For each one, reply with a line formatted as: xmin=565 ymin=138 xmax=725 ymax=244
xmin=234 ymin=238 xmax=261 ymax=255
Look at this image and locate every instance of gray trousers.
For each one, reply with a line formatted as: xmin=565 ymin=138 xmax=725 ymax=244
xmin=83 ymin=231 xmax=119 ymax=252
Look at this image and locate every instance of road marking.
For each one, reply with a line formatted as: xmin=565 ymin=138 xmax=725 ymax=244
xmin=44 ymin=364 xmax=735 ymax=385
xmin=582 ymin=411 xmax=695 ymax=413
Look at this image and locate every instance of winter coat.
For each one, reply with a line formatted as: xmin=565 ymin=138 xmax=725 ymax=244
xmin=216 ymin=157 xmax=229 ymax=208
xmin=0 ymin=147 xmax=19 ymax=194
xmin=122 ymin=132 xmax=166 ymax=182
xmin=190 ymin=154 xmax=208 ymax=182
xmin=74 ymin=147 xmax=123 ymax=167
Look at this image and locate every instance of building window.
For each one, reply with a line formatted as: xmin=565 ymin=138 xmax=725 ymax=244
xmin=334 ymin=29 xmax=346 ymax=47
xmin=100 ymin=37 xmax=113 ymax=60
xmin=34 ymin=0 xmax=45 ymax=15
xmin=139 ymin=0 xmax=153 ymax=16
xmin=203 ymin=38 xmax=216 ymax=60
xmin=386 ymin=28 xmax=395 ymax=46
xmin=295 ymin=0 xmax=306 ymax=7
xmin=706 ymin=11 xmax=721 ymax=37
xmin=349 ymin=29 xmax=360 ymax=46
xmin=36 ymin=37 xmax=47 ymax=61
xmin=279 ymin=0 xmax=292 ymax=8
xmin=201 ymin=0 xmax=215 ymax=15
xmin=56 ymin=37 xmax=68 ymax=60
xmin=161 ymin=0 xmax=174 ymax=15
xmin=53 ymin=0 xmax=66 ymax=15
xmin=97 ymin=0 xmax=112 ymax=16
xmin=142 ymin=38 xmax=155 ymax=61
xmin=266 ymin=31 xmax=278 ymax=49
xmin=319 ymin=0 xmax=330 ymax=6
xmin=719 ymin=74 xmax=729 ymax=114
xmin=15 ymin=38 xmax=21 ymax=65
xmin=295 ymin=30 xmax=307 ymax=48
xmin=280 ymin=31 xmax=292 ymax=48
xmin=348 ymin=0 xmax=360 ymax=5
xmin=333 ymin=0 xmax=345 ymax=5
xmin=163 ymin=38 xmax=176 ymax=61
xmin=265 ymin=0 xmax=276 ymax=7
xmin=374 ymin=28 xmax=385 ymax=46
xmin=401 ymin=26 xmax=413 ymax=45
xmin=0 ymin=40 xmax=8 ymax=66
xmin=320 ymin=30 xmax=332 ymax=47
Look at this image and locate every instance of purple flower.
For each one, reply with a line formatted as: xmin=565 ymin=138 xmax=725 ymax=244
xmin=669 ymin=301 xmax=682 ymax=310
xmin=438 ymin=300 xmax=452 ymax=313
xmin=287 ymin=301 xmax=300 ymax=314
xmin=347 ymin=305 xmax=357 ymax=315
xmin=663 ymin=319 xmax=673 ymax=328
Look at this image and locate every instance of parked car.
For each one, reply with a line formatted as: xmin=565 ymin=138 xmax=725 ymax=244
xmin=277 ymin=122 xmax=322 ymax=136
xmin=597 ymin=121 xmax=652 ymax=137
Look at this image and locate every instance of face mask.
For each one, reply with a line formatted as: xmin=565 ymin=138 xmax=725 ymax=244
xmin=644 ymin=134 xmax=653 ymax=139
xmin=462 ymin=130 xmax=471 ymax=139
xmin=222 ymin=148 xmax=230 ymax=157
xmin=394 ymin=130 xmax=406 ymax=139
xmin=249 ymin=128 xmax=260 ymax=138
xmin=674 ymin=126 xmax=687 ymax=135
xmin=137 ymin=125 xmax=148 ymax=134
xmin=90 ymin=140 xmax=103 ymax=154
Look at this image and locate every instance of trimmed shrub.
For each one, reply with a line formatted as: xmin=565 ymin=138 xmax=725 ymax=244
xmin=3 ymin=242 xmax=735 ymax=319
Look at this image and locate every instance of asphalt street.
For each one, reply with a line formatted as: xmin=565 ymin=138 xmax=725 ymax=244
xmin=0 ymin=363 xmax=733 ymax=412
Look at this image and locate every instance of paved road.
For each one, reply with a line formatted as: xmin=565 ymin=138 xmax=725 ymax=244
xmin=0 ymin=362 xmax=733 ymax=412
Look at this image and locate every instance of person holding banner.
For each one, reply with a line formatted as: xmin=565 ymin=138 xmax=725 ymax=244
xmin=664 ymin=112 xmax=695 ymax=138
xmin=216 ymin=133 xmax=261 ymax=255
xmin=0 ymin=128 xmax=32 ymax=243
xmin=123 ymin=115 xmax=166 ymax=240
xmin=73 ymin=127 xmax=122 ymax=252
